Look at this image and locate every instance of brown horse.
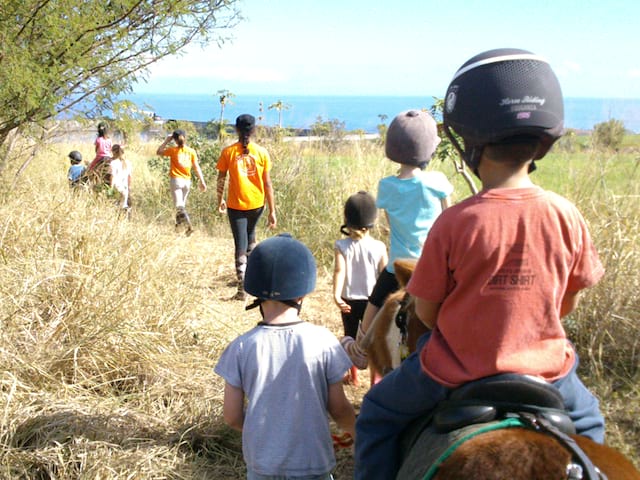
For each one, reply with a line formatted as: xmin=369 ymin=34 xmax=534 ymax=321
xmin=363 ymin=259 xmax=640 ymax=480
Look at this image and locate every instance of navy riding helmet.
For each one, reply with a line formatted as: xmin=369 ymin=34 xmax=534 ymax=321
xmin=442 ymin=48 xmax=565 ymax=173
xmin=244 ymin=233 xmax=317 ymax=302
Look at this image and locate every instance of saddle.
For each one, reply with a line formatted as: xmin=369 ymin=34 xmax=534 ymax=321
xmin=432 ymin=373 xmax=575 ymax=435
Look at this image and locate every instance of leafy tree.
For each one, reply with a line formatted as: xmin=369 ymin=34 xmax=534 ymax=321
xmin=0 ymin=0 xmax=242 ymax=161
xmin=268 ymin=100 xmax=291 ymax=129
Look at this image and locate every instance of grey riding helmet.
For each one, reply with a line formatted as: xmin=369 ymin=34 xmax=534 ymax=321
xmin=442 ymin=48 xmax=564 ymax=173
xmin=244 ymin=233 xmax=317 ymax=301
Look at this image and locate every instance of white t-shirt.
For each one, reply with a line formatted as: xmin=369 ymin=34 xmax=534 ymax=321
xmin=110 ymin=159 xmax=131 ymax=193
xmin=335 ymin=235 xmax=387 ymax=300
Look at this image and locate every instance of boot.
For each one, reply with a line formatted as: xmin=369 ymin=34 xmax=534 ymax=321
xmin=233 ymin=275 xmax=246 ymax=301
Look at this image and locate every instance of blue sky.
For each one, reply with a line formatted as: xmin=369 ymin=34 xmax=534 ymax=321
xmin=136 ymin=0 xmax=640 ymax=98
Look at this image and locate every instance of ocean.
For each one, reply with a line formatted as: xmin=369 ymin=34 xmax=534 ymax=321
xmin=125 ymin=93 xmax=640 ymax=134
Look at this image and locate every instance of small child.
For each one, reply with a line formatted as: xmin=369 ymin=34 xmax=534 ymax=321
xmin=67 ymin=150 xmax=86 ymax=188
xmin=109 ymin=144 xmax=132 ymax=210
xmin=354 ymin=48 xmax=606 ymax=479
xmin=215 ymin=233 xmax=355 ymax=479
xmin=342 ymin=110 xmax=453 ymax=380
xmin=333 ymin=191 xmax=388 ymax=386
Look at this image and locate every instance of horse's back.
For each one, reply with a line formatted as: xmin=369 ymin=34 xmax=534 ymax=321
xmin=397 ymin=420 xmax=640 ymax=480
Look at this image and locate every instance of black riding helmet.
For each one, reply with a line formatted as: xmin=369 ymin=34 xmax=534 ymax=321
xmin=68 ymin=151 xmax=83 ymax=163
xmin=443 ymin=48 xmax=564 ymax=175
xmin=341 ymin=190 xmax=377 ymax=235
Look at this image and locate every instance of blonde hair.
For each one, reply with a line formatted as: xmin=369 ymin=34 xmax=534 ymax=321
xmin=111 ymin=144 xmax=129 ymax=170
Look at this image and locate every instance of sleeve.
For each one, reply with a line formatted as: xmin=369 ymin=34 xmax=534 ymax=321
xmin=566 ymin=209 xmax=605 ymax=292
xmin=216 ymin=148 xmax=228 ymax=172
xmin=324 ymin=331 xmax=353 ymax=384
xmin=427 ymin=171 xmax=454 ymax=198
xmin=375 ymin=178 xmax=389 ymax=209
xmin=214 ymin=340 xmax=243 ymax=388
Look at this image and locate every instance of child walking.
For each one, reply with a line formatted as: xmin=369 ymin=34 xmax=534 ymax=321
xmin=341 ymin=110 xmax=453 ymax=381
xmin=215 ymin=233 xmax=355 ymax=480
xmin=354 ymin=48 xmax=606 ymax=480
xmin=109 ymin=144 xmax=132 ymax=211
xmin=333 ymin=191 xmax=387 ymax=387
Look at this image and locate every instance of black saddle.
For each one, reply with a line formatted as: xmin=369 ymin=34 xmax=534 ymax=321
xmin=433 ymin=373 xmax=575 ymax=435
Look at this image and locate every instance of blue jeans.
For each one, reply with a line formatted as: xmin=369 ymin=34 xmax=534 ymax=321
xmin=227 ymin=206 xmax=264 ymax=278
xmin=354 ymin=332 xmax=605 ymax=480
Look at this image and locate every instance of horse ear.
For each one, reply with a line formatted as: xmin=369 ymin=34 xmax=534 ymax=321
xmin=393 ymin=258 xmax=417 ymax=287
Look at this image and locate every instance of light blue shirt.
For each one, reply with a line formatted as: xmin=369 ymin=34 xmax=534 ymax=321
xmin=376 ymin=171 xmax=453 ymax=273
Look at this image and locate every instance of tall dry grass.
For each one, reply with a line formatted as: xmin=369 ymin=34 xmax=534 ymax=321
xmin=0 ymin=134 xmax=637 ymax=478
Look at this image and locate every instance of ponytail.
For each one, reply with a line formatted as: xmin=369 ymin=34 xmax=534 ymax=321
xmin=240 ymin=132 xmax=251 ymax=154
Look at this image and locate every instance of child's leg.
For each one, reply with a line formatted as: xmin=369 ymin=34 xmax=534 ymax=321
xmin=553 ymin=352 xmax=605 ymax=443
xmin=355 ymin=332 xmax=447 ymax=480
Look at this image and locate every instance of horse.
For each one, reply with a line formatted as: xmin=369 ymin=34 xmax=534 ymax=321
xmin=360 ymin=258 xmax=640 ymax=480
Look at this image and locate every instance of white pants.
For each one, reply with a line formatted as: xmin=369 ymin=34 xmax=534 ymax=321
xmin=170 ymin=177 xmax=191 ymax=208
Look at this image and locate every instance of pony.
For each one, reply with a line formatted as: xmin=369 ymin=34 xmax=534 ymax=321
xmin=360 ymin=258 xmax=640 ymax=480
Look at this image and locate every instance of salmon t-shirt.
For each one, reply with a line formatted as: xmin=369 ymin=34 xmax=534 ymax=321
xmin=407 ymin=187 xmax=604 ymax=388
xmin=217 ymin=142 xmax=271 ymax=211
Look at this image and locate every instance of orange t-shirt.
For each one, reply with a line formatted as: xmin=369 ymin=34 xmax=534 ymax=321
xmin=216 ymin=142 xmax=271 ymax=211
xmin=161 ymin=145 xmax=198 ymax=180
xmin=407 ymin=187 xmax=604 ymax=388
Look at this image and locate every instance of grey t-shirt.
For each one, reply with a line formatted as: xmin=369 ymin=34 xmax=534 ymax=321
xmin=215 ymin=320 xmax=352 ymax=477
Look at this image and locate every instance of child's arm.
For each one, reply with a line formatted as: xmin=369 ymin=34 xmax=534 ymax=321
xmin=156 ymin=135 xmax=172 ymax=155
xmin=222 ymin=382 xmax=245 ymax=431
xmin=560 ymin=291 xmax=580 ymax=318
xmin=414 ymin=298 xmax=441 ymax=329
xmin=327 ymin=381 xmax=356 ymax=438
xmin=333 ymin=249 xmax=350 ymax=313
xmin=440 ymin=196 xmax=451 ymax=210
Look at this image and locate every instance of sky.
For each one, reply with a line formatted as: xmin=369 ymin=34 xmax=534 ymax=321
xmin=135 ymin=0 xmax=640 ymax=99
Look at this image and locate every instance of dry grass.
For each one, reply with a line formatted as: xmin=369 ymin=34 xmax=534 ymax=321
xmin=0 ymin=135 xmax=637 ymax=478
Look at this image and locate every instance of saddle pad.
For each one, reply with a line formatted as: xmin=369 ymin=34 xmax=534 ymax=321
xmin=396 ymin=419 xmax=523 ymax=480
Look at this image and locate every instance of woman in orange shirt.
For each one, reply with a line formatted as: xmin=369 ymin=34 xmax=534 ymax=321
xmin=216 ymin=115 xmax=277 ymax=300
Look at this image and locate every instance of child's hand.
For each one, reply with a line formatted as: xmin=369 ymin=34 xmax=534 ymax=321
xmin=218 ymin=199 xmax=227 ymax=213
xmin=336 ymin=300 xmax=351 ymax=313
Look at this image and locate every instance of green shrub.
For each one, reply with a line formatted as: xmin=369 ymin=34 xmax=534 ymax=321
xmin=592 ymin=119 xmax=626 ymax=150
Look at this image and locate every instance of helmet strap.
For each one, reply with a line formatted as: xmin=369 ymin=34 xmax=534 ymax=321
xmin=445 ymin=125 xmax=482 ymax=178
xmin=245 ymin=298 xmax=302 ymax=315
